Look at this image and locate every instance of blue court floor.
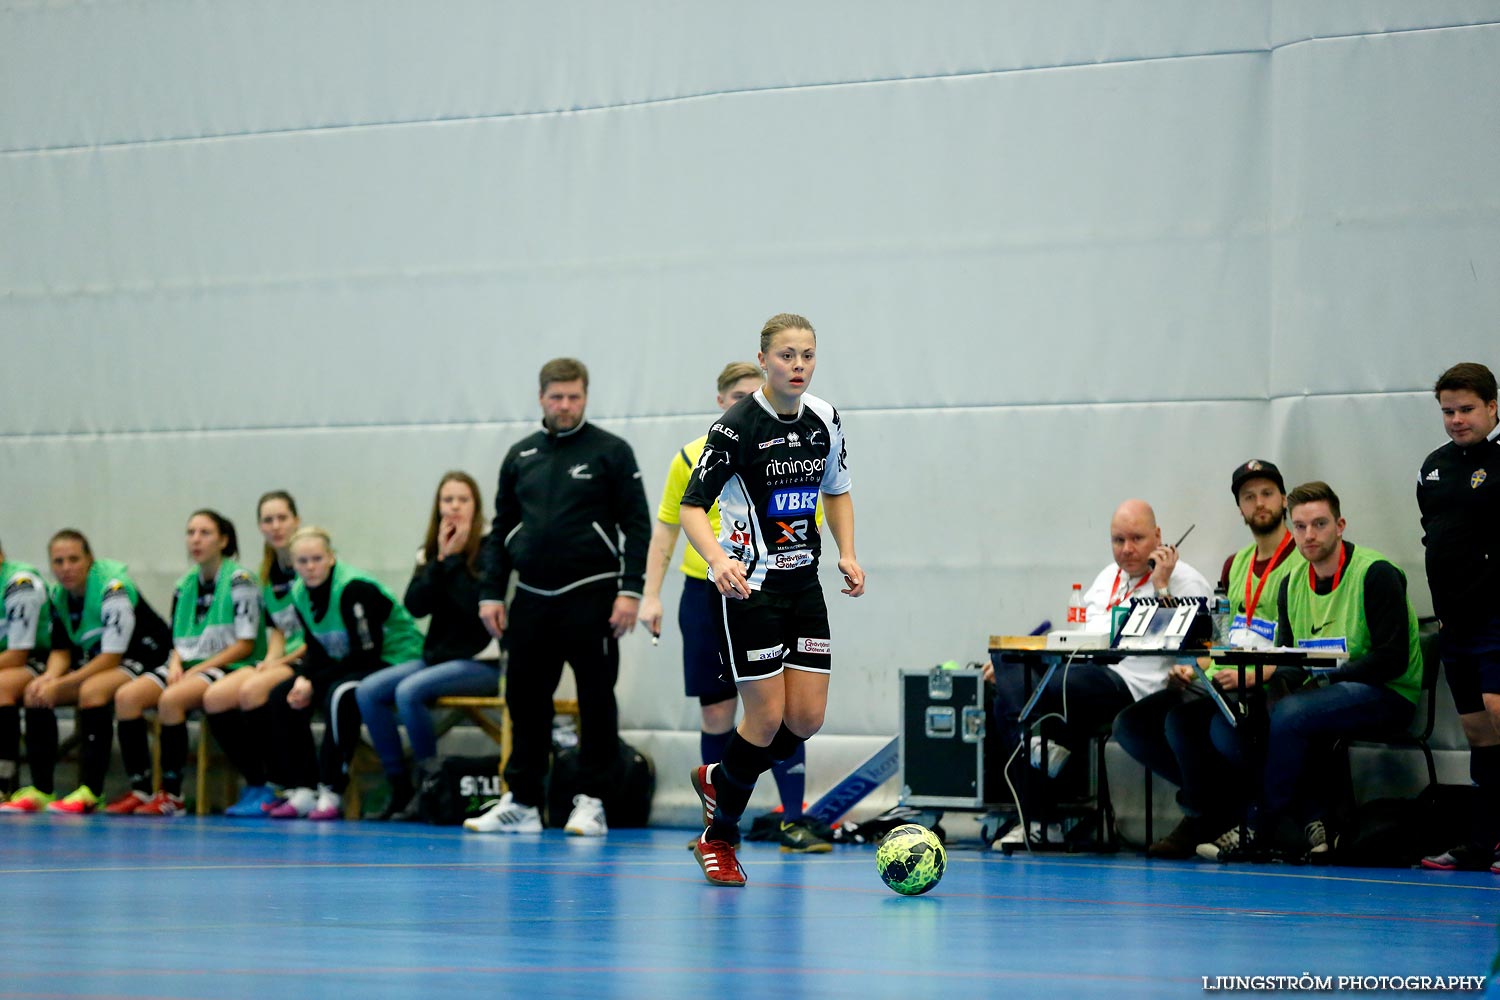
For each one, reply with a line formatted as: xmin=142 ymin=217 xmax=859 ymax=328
xmin=0 ymin=815 xmax=1494 ymax=1000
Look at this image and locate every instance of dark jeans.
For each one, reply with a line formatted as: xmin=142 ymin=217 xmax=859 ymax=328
xmin=504 ymin=584 xmax=620 ymax=808
xmin=1209 ymin=681 xmax=1413 ymax=825
xmin=992 ymin=657 xmax=1133 ymax=810
xmin=1114 ymin=687 xmax=1243 ymax=826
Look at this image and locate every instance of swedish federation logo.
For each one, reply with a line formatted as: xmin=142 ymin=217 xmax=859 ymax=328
xmin=1473 ymin=469 xmax=1488 ymax=489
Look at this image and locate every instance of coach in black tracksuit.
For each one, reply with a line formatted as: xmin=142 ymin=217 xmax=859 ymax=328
xmin=478 ymin=358 xmax=651 ymax=828
xmin=1417 ymin=362 xmax=1500 ymax=872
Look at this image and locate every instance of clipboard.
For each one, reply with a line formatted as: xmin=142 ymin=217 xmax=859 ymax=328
xmin=1189 ymin=658 xmax=1238 ymax=728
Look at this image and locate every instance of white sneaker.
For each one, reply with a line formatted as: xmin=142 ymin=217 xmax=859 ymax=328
xmin=463 ymin=792 xmax=542 ymax=834
xmin=1305 ymin=820 xmax=1329 ymax=855
xmin=1196 ymin=826 xmax=1245 ymax=862
xmin=995 ymin=823 xmax=1028 ymax=849
xmin=564 ymin=794 xmax=608 ymax=837
xmin=1028 ymin=737 xmax=1072 ymax=778
xmin=991 ymin=819 xmax=1069 ymax=850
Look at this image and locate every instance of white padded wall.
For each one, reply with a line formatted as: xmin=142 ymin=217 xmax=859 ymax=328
xmin=2 ymin=2 xmax=1496 ymax=738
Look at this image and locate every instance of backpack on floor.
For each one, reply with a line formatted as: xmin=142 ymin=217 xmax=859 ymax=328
xmin=415 ymin=755 xmax=504 ymax=826
xmin=1334 ymin=783 xmax=1477 ymax=868
xmin=546 ymin=739 xmax=655 ymax=828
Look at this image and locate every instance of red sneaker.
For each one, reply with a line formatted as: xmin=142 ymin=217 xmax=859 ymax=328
xmin=105 ymin=790 xmax=151 ymax=815
xmin=46 ymin=786 xmax=100 ymax=814
xmin=134 ymin=791 xmax=186 ymax=817
xmin=693 ymin=834 xmax=747 ymax=887
xmin=690 ymin=765 xmax=718 ymax=830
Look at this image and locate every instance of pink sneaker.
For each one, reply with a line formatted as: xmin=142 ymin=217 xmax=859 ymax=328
xmin=268 ymin=787 xmax=316 ymax=819
xmin=307 ymin=787 xmax=342 ymax=821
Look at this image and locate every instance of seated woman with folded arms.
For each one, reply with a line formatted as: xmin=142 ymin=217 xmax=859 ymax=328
xmin=266 ymin=526 xmax=424 ymax=820
xmin=1 ymin=530 xmax=171 ymax=814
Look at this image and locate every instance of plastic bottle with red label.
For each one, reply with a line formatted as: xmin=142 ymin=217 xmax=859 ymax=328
xmin=1067 ymin=583 xmax=1086 ymax=628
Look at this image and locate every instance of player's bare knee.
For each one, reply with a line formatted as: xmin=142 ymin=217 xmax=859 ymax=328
xmin=1463 ymin=708 xmax=1500 ymax=747
xmin=782 ymin=710 xmax=823 ymax=739
xmin=114 ymin=684 xmax=152 ymax=718
xmin=701 ymin=699 xmax=736 ymax=734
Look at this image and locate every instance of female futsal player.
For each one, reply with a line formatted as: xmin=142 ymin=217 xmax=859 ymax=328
xmin=640 ymin=361 xmax=831 ymax=852
xmin=2 ymin=530 xmax=171 ymax=814
xmin=108 ymin=510 xmax=261 ymax=816
xmin=678 ymin=313 xmax=865 ymax=886
xmin=201 ymin=490 xmax=307 ymax=816
xmin=267 ymin=526 xmax=423 ymax=820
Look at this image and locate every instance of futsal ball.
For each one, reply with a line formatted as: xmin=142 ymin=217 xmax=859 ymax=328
xmin=876 ymin=823 xmax=946 ymax=896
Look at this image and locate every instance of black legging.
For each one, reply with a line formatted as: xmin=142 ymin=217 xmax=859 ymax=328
xmin=268 ymin=672 xmax=365 ymax=793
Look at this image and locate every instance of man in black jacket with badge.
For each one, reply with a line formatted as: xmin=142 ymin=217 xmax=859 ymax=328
xmin=468 ymin=357 xmax=651 ymax=839
xmin=1418 ymin=362 xmax=1500 ymax=874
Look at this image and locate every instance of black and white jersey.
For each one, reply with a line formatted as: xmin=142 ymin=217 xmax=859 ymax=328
xmin=682 ymin=390 xmax=850 ymax=594
xmin=2 ymin=572 xmax=46 ymax=652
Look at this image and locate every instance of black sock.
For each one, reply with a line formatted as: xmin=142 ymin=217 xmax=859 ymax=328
xmin=159 ymin=722 xmax=188 ymax=797
xmin=711 ymin=732 xmax=774 ymax=830
xmin=117 ymin=717 xmax=153 ymax=793
xmin=207 ymin=711 xmax=264 ymax=787
xmin=1471 ymin=744 xmax=1500 ymax=846
xmin=766 ymin=723 xmax=805 ymax=763
xmin=386 ymin=772 xmax=414 ymax=810
xmin=78 ymin=705 xmax=114 ymax=794
xmin=244 ymin=706 xmax=274 ymax=786
xmin=0 ymin=705 xmax=19 ymax=794
xmin=23 ymin=708 xmax=57 ymax=794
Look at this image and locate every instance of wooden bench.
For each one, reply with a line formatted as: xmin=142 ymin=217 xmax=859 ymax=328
xmin=341 ymin=696 xmax=579 ymax=818
xmin=432 ymin=695 xmax=581 ymax=781
xmin=146 ymin=717 xmax=234 ymax=816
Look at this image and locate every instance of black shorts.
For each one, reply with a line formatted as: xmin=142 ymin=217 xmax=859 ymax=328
xmin=16 ymin=656 xmax=47 ymax=677
xmin=139 ymin=664 xmax=230 ymax=689
xmin=716 ymin=585 xmax=831 ymax=684
xmin=680 ymin=576 xmax=735 ymax=703
xmin=1439 ymin=618 xmax=1500 ymax=715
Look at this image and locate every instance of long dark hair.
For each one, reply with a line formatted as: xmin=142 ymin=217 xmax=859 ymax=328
xmin=423 ymin=472 xmax=485 ymax=575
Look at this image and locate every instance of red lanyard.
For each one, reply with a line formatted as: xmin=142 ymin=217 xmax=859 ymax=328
xmin=1108 ymin=568 xmax=1150 ymax=609
xmin=1308 ymin=541 xmax=1347 ymax=592
xmin=1243 ymin=530 xmax=1294 ymax=622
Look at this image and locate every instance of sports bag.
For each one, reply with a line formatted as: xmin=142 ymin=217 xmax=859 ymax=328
xmin=415 ymin=755 xmax=504 ymax=826
xmin=546 ymin=738 xmax=655 ymax=828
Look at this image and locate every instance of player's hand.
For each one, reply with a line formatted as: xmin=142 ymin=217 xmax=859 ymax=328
xmin=838 ymin=556 xmax=865 ymax=597
xmin=639 ymin=595 xmax=664 ymax=639
xmin=981 ymin=660 xmax=995 ymax=684
xmin=24 ymin=677 xmax=52 ymax=708
xmin=710 ymin=558 xmax=752 ymax=600
xmin=287 ymin=676 xmax=313 ymax=710
xmin=1166 ymin=663 xmax=1196 ymax=689
xmin=609 ymin=596 xmax=640 ymax=639
xmin=478 ymin=602 xmax=507 ymax=639
xmin=166 ymin=662 xmax=184 ymax=686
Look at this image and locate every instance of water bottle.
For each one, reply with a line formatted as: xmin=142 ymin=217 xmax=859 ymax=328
xmin=1211 ymin=586 xmax=1232 ymax=646
xmin=1067 ymin=583 xmax=1086 ymax=629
